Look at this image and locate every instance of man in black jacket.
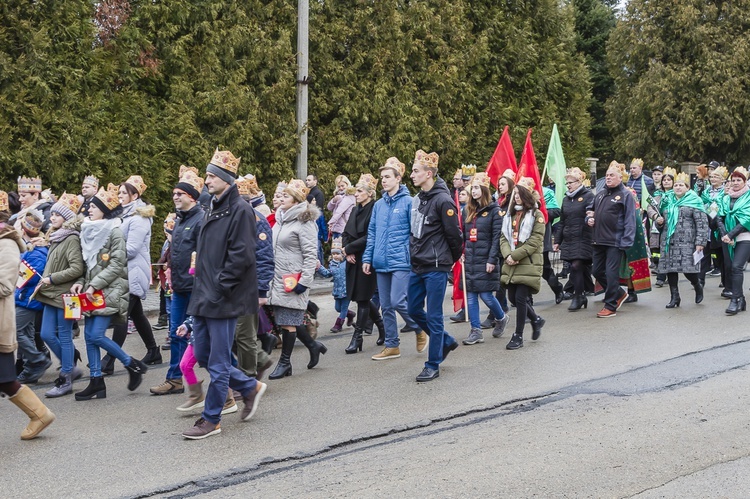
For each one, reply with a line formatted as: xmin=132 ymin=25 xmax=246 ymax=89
xmin=408 ymin=150 xmax=463 ymax=382
xmin=587 ymin=163 xmax=636 ymax=318
xmin=151 ymin=167 xmax=205 ymax=396
xmin=182 ymin=149 xmax=267 ymax=440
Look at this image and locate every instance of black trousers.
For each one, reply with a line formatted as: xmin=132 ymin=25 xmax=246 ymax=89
xmin=729 ymin=241 xmax=750 ymax=299
xmin=592 ymin=245 xmax=625 ymax=311
xmin=112 ymin=294 xmax=157 ymax=349
xmin=506 ymin=283 xmax=538 ymax=336
xmin=567 ymin=259 xmax=593 ymax=296
xmin=666 ymin=272 xmax=699 ymax=290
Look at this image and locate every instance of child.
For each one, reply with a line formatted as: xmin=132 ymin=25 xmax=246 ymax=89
xmin=317 ymin=239 xmax=354 ymax=333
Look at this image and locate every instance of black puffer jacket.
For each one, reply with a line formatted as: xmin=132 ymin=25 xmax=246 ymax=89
xmin=170 ymin=203 xmax=205 ymax=294
xmin=187 ymin=184 xmax=258 ymax=319
xmin=410 ymin=178 xmax=463 ymax=273
xmin=554 ymin=187 xmax=594 ymax=262
xmin=344 ymin=200 xmax=377 ymax=302
xmin=463 ymin=202 xmax=502 ymax=293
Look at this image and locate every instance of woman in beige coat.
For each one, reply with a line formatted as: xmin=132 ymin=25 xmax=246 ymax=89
xmin=268 ymin=179 xmax=326 ymax=379
xmin=0 ymin=193 xmax=55 ymax=440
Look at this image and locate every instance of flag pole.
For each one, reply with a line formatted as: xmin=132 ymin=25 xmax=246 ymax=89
xmin=460 ymin=257 xmax=468 ymax=315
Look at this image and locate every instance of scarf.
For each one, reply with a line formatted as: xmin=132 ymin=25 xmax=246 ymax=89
xmin=661 ymin=190 xmax=706 ymax=253
xmin=727 ymin=183 xmax=749 ymax=199
xmin=501 ymin=209 xmax=535 ymax=252
xmin=80 ymin=218 xmax=120 ymax=269
xmin=48 ymin=227 xmax=78 ymax=244
xmin=249 ymin=192 xmax=266 ymax=208
xmin=120 ymin=198 xmax=144 ymax=218
xmin=565 ymin=185 xmax=584 ymax=198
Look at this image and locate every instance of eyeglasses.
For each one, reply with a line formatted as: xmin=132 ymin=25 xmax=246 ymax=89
xmin=565 ymin=181 xmax=578 ymax=185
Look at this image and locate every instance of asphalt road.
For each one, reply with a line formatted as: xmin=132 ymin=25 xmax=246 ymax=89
xmin=4 ymin=275 xmax=750 ymax=498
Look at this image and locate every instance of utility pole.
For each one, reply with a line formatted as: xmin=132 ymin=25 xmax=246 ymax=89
xmin=296 ymin=0 xmax=309 ymax=179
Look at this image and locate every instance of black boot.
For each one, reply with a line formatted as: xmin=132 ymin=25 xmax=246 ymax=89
xmin=269 ymin=331 xmax=296 ymax=379
xmin=363 ymin=316 xmax=374 ymax=335
xmin=625 ymin=291 xmax=638 ymax=303
xmin=568 ymin=294 xmax=588 ymax=311
xmin=296 ymin=325 xmax=327 ymax=369
xmin=725 ymin=296 xmax=747 ymax=315
xmin=141 ymin=346 xmax=163 ymax=365
xmin=666 ymin=285 xmax=681 ymax=308
xmin=553 ymin=284 xmax=564 ymax=304
xmin=125 ymin=357 xmax=148 ymax=391
xmin=506 ymin=333 xmax=523 ymax=350
xmin=74 ymin=348 xmax=82 ymax=366
xmin=75 ymin=376 xmax=107 ymax=401
xmin=259 ymin=333 xmax=278 ymax=355
xmin=345 ymin=327 xmax=364 ymax=354
xmin=375 ymin=319 xmax=385 ymax=346
xmin=694 ymin=280 xmax=704 ymax=304
xmin=531 ymin=316 xmax=545 ymax=340
xmin=101 ymin=354 xmax=115 ymax=376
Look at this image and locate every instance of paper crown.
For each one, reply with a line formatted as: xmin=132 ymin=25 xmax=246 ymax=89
xmin=18 ymin=176 xmax=42 ymax=193
xmin=235 ymin=177 xmax=252 ymax=196
xmin=95 ymin=183 xmax=122 ymax=212
xmin=56 ymin=192 xmax=82 ymax=214
xmin=565 ymin=167 xmax=586 ymax=182
xmin=461 ymin=164 xmax=477 ymax=178
xmin=209 ymin=148 xmax=241 ymax=174
xmin=471 ymin=172 xmax=491 ymax=188
xmin=731 ymin=166 xmax=749 ymax=181
xmin=164 ymin=213 xmax=177 ymax=232
xmin=178 ymin=169 xmax=205 ymax=193
xmin=285 ymin=179 xmax=309 ymax=202
xmin=662 ymin=167 xmax=677 ymax=179
xmin=501 ymin=169 xmax=515 ymax=181
xmin=413 ymin=149 xmax=439 ymax=170
xmin=357 ymin=173 xmax=378 ymax=192
xmin=0 ymin=191 xmax=7 ymax=212
xmin=125 ymin=175 xmax=147 ymax=195
xmin=21 ymin=208 xmax=44 ymax=235
xmin=675 ymin=172 xmax=691 ymax=186
xmin=381 ymin=157 xmax=405 ymax=177
xmin=516 ymin=176 xmax=536 ymax=191
xmin=243 ymin=174 xmax=260 ymax=195
xmin=275 ymin=181 xmax=288 ymax=194
xmin=331 ymin=238 xmax=343 ymax=251
xmin=179 ymin=165 xmax=200 ymax=178
xmin=82 ymin=175 xmax=99 ymax=189
xmin=608 ymin=161 xmax=629 ymax=182
xmin=712 ymin=166 xmax=729 ymax=179
xmin=630 ymin=158 xmax=644 ymax=169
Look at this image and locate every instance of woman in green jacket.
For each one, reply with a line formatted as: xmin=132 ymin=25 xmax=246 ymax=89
xmin=500 ymin=178 xmax=546 ymax=350
xmin=37 ymin=194 xmax=85 ymax=398
xmin=72 ymin=184 xmax=148 ymax=400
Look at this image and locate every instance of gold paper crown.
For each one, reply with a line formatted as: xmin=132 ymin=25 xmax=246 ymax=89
xmin=83 ymin=175 xmax=99 ymax=189
xmin=164 ymin=213 xmax=177 ymax=232
xmin=285 ymin=179 xmax=309 ymax=202
xmin=413 ymin=149 xmax=439 ymax=170
xmin=179 ymin=169 xmax=205 ymax=193
xmin=243 ymin=174 xmax=260 ymax=195
xmin=56 ymin=192 xmax=82 ymax=214
xmin=95 ymin=183 xmax=122 ymax=212
xmin=357 ymin=173 xmax=379 ymax=192
xmin=517 ymin=176 xmax=536 ymax=191
xmin=630 ymin=158 xmax=644 ymax=169
xmin=210 ymin=148 xmax=241 ymax=174
xmin=381 ymin=157 xmax=406 ymax=177
xmin=461 ymin=164 xmax=477 ymax=177
xmin=18 ymin=176 xmax=42 ymax=193
xmin=732 ymin=166 xmax=749 ymax=181
xmin=501 ymin=169 xmax=515 ymax=181
xmin=471 ymin=172 xmax=491 ymax=188
xmin=608 ymin=161 xmax=629 ymax=182
xmin=0 ymin=191 xmax=7 ymax=212
xmin=179 ymin=165 xmax=200 ymax=178
xmin=235 ymin=177 xmax=252 ymax=196
xmin=662 ymin=167 xmax=677 ymax=179
xmin=331 ymin=238 xmax=343 ymax=251
xmin=125 ymin=175 xmax=148 ymax=195
xmin=713 ymin=166 xmax=729 ymax=179
xmin=565 ymin=167 xmax=586 ymax=182
xmin=675 ymin=172 xmax=691 ymax=186
xmin=582 ymin=178 xmax=591 ymax=188
xmin=275 ymin=181 xmax=288 ymax=193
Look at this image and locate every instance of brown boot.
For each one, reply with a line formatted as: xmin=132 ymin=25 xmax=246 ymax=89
xmin=221 ymin=389 xmax=237 ymax=415
xmin=9 ymin=385 xmax=56 ymax=440
xmin=176 ymin=380 xmax=205 ymax=412
xmin=150 ymin=378 xmax=184 ymax=395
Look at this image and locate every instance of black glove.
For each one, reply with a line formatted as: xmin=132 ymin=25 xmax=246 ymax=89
xmin=293 ymin=283 xmax=308 ymax=295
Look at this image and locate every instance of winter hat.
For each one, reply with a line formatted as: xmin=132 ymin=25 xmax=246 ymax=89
xmin=175 ymin=166 xmax=204 ymax=201
xmin=206 ymin=148 xmax=240 ymax=185
xmin=51 ymin=192 xmax=82 ymax=221
xmin=21 ymin=209 xmax=44 ymax=236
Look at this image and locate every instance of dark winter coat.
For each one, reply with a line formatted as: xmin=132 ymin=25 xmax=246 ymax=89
xmin=307 ymin=185 xmax=325 ymax=209
xmin=463 ymin=202 xmax=502 ymax=293
xmin=254 ymin=208 xmax=274 ymax=298
xmin=554 ymin=187 xmax=595 ymax=262
xmin=409 ymin=178 xmax=463 ymax=274
xmin=344 ymin=200 xmax=377 ymax=302
xmin=170 ymin=203 xmax=204 ymax=294
xmin=187 ymin=185 xmax=259 ymax=319
xmin=590 ymin=182 xmax=637 ymax=249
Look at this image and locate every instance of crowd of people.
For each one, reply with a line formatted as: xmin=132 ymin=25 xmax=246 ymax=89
xmin=2 ymin=150 xmax=748 ymax=441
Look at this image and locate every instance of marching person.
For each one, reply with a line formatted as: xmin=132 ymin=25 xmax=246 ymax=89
xmin=182 ymin=149 xmax=267 ymax=439
xmin=718 ymin=167 xmax=750 ymax=315
xmin=408 ymin=150 xmax=463 ymax=382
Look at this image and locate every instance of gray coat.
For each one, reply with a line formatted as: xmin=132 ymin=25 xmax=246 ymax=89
xmin=268 ymin=201 xmax=319 ymax=311
xmin=657 ymin=206 xmax=709 ymax=274
xmin=120 ymin=200 xmax=154 ymax=299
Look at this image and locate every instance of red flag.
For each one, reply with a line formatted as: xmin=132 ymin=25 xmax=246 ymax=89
xmin=486 ymin=126 xmax=517 ymax=189
xmin=452 ymin=262 xmax=464 ymax=312
xmin=515 ymin=128 xmax=548 ymax=223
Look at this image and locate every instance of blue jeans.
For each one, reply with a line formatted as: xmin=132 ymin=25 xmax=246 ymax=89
xmin=407 ymin=271 xmax=456 ymax=370
xmin=334 ymin=297 xmax=351 ymax=320
xmin=40 ymin=305 xmax=75 ymax=375
xmin=16 ymin=306 xmax=48 ymax=370
xmin=84 ymin=315 xmax=132 ymax=377
xmin=467 ymin=291 xmax=505 ymax=329
xmin=378 ymin=271 xmax=420 ymax=348
xmin=192 ymin=316 xmax=258 ymax=424
xmin=167 ymin=291 xmax=191 ymax=379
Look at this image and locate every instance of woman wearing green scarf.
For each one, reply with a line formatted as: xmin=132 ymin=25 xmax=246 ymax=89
xmin=657 ymin=173 xmax=709 ymax=308
xmin=718 ymin=167 xmax=750 ymax=315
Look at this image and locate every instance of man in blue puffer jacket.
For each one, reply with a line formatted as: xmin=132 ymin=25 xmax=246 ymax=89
xmin=363 ymin=157 xmax=426 ymax=361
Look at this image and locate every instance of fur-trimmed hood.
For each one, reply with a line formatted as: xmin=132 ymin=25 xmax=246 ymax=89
xmin=136 ymin=204 xmax=156 ymax=218
xmin=0 ymin=222 xmax=25 ymax=252
xmin=278 ymin=201 xmax=320 ymax=224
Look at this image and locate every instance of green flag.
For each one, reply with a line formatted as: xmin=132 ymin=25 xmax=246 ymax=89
xmin=544 ymin=124 xmax=567 ymax=206
xmin=640 ymin=174 xmax=651 ymax=211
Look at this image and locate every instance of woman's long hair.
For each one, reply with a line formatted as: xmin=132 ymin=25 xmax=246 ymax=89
xmin=508 ymin=186 xmax=538 ymax=217
xmin=465 ymin=185 xmax=492 ymax=223
xmin=498 ymin=177 xmax=515 ymax=209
